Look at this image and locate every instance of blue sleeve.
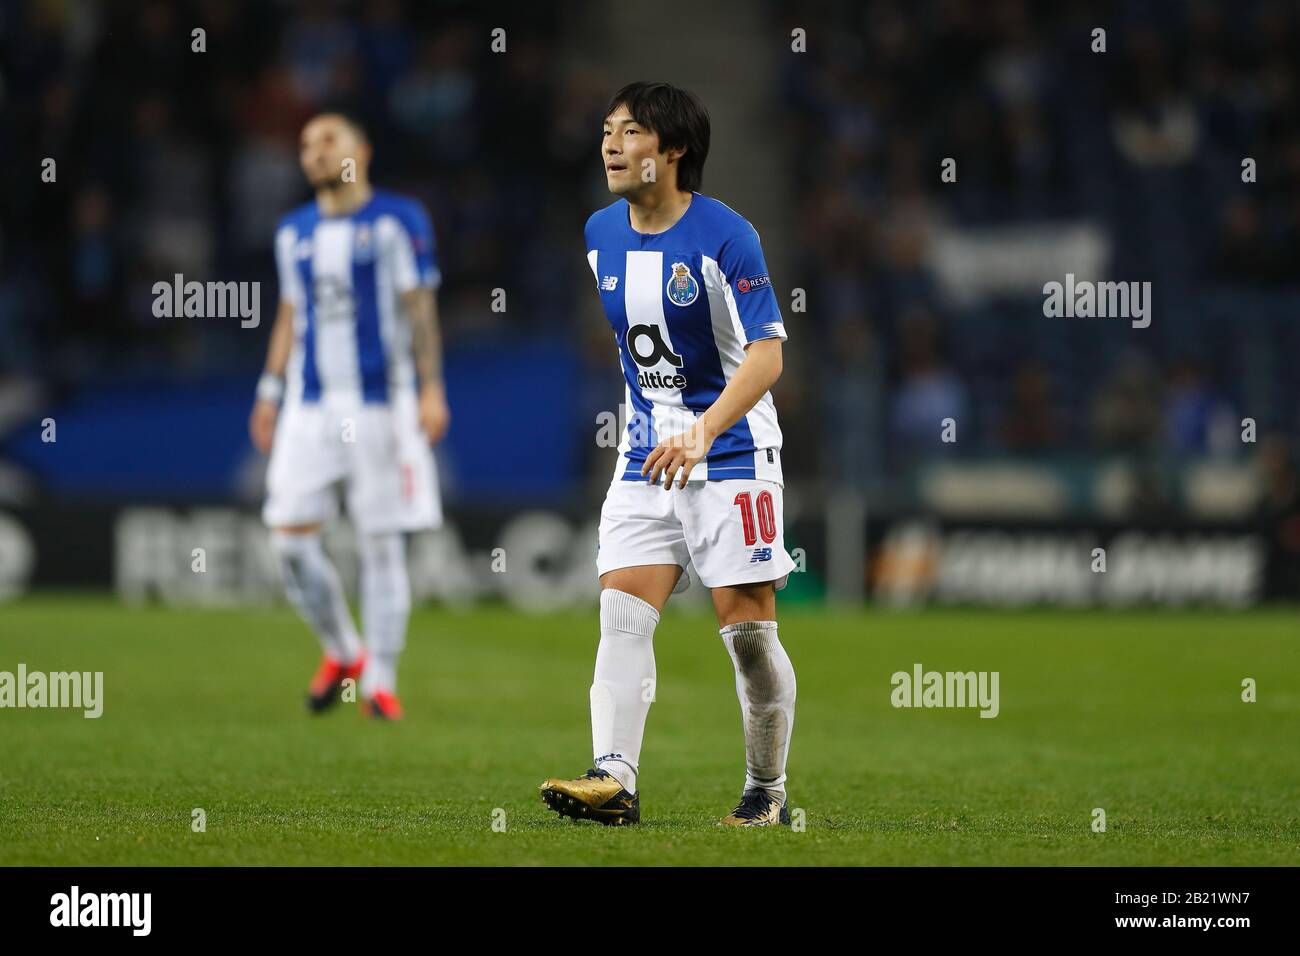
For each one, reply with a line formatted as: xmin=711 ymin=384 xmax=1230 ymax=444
xmin=718 ymin=227 xmax=786 ymax=343
xmin=397 ymin=201 xmax=441 ymax=289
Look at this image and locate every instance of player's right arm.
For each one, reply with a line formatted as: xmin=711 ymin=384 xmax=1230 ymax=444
xmin=249 ymin=298 xmax=295 ymax=454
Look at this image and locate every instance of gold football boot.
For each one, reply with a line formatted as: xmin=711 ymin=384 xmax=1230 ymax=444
xmin=539 ymin=768 xmax=640 ymax=825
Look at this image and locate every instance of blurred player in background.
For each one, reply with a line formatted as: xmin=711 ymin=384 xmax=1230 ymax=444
xmin=249 ymin=112 xmax=449 ymax=721
xmin=540 ymin=82 xmax=797 ymax=826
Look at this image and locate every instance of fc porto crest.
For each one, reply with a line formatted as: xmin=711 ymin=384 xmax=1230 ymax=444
xmin=666 ymin=261 xmax=699 ymax=307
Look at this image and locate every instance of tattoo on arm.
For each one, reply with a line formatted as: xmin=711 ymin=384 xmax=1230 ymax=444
xmin=404 ymin=288 xmax=443 ymax=386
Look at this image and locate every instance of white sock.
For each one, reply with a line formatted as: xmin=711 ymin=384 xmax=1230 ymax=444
xmin=357 ymin=531 xmax=410 ymax=697
xmin=721 ymin=620 xmax=796 ymax=799
xmin=270 ymin=531 xmax=362 ymax=664
xmin=591 ymin=589 xmax=659 ymax=795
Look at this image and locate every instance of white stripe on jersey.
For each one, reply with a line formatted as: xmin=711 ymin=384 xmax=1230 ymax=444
xmin=310 ymin=220 xmax=362 ymax=394
xmin=624 ymin=250 xmax=696 ymax=439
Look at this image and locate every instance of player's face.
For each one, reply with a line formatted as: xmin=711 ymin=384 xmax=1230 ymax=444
xmin=602 ymin=106 xmax=667 ymax=196
xmin=299 ymin=116 xmax=368 ymax=190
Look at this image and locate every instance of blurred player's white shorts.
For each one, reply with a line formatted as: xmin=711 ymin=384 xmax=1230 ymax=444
xmin=262 ymin=391 xmax=441 ymax=533
xmin=596 ymin=478 xmax=795 ymax=591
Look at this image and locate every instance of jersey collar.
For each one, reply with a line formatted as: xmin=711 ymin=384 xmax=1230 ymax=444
xmin=622 ymin=191 xmax=697 ymax=243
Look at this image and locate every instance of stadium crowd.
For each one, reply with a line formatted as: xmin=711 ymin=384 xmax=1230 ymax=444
xmin=781 ymin=0 xmax=1300 ymax=489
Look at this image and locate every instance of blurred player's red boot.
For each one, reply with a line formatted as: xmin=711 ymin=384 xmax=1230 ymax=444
xmin=306 ymin=654 xmax=365 ymax=714
xmin=360 ymin=689 xmax=403 ymax=721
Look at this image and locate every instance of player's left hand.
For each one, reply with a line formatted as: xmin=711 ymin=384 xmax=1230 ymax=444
xmin=643 ymin=420 xmax=714 ymax=489
xmin=418 ymin=381 xmax=450 ymax=444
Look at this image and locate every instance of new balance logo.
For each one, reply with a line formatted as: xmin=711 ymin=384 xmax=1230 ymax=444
xmin=601 ymin=276 xmax=619 ymax=291
xmin=750 ymin=548 xmax=773 ymax=563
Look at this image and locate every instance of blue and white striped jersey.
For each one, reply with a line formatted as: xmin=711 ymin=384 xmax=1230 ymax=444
xmin=586 ymin=192 xmax=786 ymax=483
xmin=274 ymin=189 xmax=440 ymax=405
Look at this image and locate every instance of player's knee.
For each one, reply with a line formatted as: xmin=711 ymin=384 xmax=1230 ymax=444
xmin=358 ymin=532 xmax=409 ymax=596
xmin=358 ymin=531 xmax=405 ymax=570
xmin=599 ymin=567 xmax=678 ymax=611
xmin=268 ymin=528 xmax=326 ymax=593
xmin=713 ymin=582 xmax=776 ymax=628
xmin=269 ymin=527 xmax=322 ymax=563
xmin=599 ymin=587 xmax=661 ymax=631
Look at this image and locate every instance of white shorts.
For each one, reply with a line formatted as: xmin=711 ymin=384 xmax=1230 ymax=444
xmin=262 ymin=391 xmax=442 ymax=534
xmin=596 ymin=478 xmax=795 ymax=590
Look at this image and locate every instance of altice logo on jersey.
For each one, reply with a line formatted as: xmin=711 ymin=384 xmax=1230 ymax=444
xmin=50 ymin=886 xmax=151 ymax=936
xmin=151 ymin=274 xmax=260 ymax=328
xmin=0 ymin=664 xmax=103 ymax=718
xmin=626 ymin=324 xmax=688 ymax=390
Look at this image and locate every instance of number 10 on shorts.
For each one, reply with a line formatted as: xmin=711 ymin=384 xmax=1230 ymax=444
xmin=734 ymin=491 xmax=777 ymax=546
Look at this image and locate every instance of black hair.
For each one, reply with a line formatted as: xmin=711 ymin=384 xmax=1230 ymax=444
xmin=604 ymin=81 xmax=710 ymax=192
xmin=313 ymin=108 xmax=370 ymax=144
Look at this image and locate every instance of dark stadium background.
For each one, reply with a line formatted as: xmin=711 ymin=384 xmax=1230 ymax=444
xmin=1 ymin=0 xmax=1298 ymax=610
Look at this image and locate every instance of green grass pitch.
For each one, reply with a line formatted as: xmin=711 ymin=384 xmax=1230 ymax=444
xmin=2 ymin=596 xmax=1297 ymax=865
